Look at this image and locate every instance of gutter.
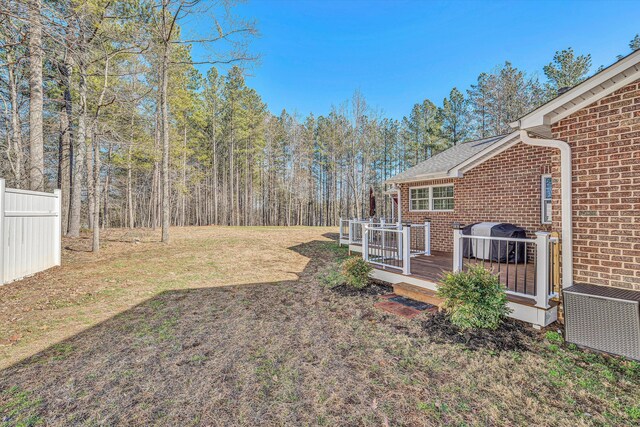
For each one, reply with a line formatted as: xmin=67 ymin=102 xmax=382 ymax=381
xmin=519 ymin=129 xmax=573 ymax=289
xmin=385 ymin=172 xmax=450 ymax=185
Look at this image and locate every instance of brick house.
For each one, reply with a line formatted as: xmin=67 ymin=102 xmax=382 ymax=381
xmin=343 ymin=50 xmax=640 ymax=357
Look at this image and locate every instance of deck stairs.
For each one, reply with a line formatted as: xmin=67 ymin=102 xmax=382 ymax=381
xmin=392 ymin=282 xmax=444 ymax=309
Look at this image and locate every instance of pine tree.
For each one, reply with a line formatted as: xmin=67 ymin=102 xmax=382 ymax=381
xmin=440 ymin=88 xmax=470 ymax=145
xmin=467 ymin=73 xmax=492 ymax=139
xmin=630 ymin=34 xmax=640 ymax=52
xmin=543 ymin=48 xmax=592 ymax=94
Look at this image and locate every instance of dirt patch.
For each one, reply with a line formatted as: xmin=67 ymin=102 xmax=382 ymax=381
xmin=422 ymin=311 xmax=537 ymax=352
xmin=330 ymin=281 xmax=392 ymax=297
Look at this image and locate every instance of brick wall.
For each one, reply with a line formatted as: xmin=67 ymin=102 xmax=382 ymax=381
xmin=551 ymin=79 xmax=640 ymax=291
xmin=399 ymin=142 xmax=554 ymax=252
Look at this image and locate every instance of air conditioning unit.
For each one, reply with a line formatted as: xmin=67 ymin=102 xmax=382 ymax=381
xmin=564 ymin=284 xmax=640 ymax=361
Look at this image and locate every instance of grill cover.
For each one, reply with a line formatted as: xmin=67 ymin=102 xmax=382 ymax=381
xmin=461 ymin=222 xmax=526 ymax=263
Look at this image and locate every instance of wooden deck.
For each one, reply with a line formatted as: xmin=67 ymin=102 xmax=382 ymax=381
xmin=374 ymin=251 xmax=537 ymax=296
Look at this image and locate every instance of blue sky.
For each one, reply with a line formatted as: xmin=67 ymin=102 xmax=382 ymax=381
xmin=189 ymin=0 xmax=640 ymax=120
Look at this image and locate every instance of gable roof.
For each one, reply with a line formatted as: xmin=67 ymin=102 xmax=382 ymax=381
xmin=386 ymin=134 xmax=509 ymax=183
xmin=511 ymin=49 xmax=640 ymax=136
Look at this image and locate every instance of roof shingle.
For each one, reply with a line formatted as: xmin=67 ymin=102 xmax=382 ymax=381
xmin=387 ymin=134 xmax=507 ymax=183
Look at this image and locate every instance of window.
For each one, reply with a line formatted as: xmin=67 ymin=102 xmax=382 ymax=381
xmin=541 ymin=175 xmax=552 ymax=224
xmin=432 ymin=185 xmax=454 ymax=211
xmin=410 ymin=187 xmax=430 ymax=211
xmin=409 ymin=185 xmax=454 ymax=211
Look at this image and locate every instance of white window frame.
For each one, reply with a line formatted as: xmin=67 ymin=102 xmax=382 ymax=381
xmin=541 ymin=174 xmax=552 ymax=224
xmin=409 ymin=184 xmax=454 ymax=212
xmin=409 ymin=186 xmax=431 ymax=212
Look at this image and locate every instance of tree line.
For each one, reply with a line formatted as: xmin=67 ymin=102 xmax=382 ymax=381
xmin=1 ymin=0 xmax=638 ymax=250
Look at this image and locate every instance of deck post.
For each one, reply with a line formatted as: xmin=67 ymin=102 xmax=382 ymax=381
xmin=0 ymin=179 xmax=4 ymax=285
xmin=339 ymin=217 xmax=343 ymax=245
xmin=535 ymin=231 xmax=551 ymax=309
xmin=54 ymin=189 xmax=62 ymax=266
xmin=362 ymin=227 xmax=369 ymax=262
xmin=402 ymin=226 xmax=411 ymax=275
xmin=397 ymin=223 xmax=402 ymax=259
xmin=348 ymin=219 xmax=353 ymax=244
xmin=452 ymin=225 xmax=464 ymax=272
xmin=425 ymin=221 xmax=431 ymax=256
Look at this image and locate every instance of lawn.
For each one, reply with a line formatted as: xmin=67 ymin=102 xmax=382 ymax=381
xmin=0 ymin=226 xmax=639 ymax=426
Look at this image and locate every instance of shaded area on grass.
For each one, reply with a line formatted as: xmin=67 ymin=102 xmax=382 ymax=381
xmin=0 ymin=234 xmax=639 ymax=426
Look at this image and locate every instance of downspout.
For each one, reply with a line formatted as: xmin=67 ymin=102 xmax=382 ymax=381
xmin=519 ymin=129 xmax=573 ymax=289
xmin=396 ymin=185 xmax=402 ymax=225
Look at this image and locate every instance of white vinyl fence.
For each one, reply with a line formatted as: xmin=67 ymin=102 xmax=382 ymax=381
xmin=0 ymin=179 xmax=61 ymax=285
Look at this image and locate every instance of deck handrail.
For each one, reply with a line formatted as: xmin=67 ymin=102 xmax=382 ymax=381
xmin=457 ymin=235 xmax=533 ymax=243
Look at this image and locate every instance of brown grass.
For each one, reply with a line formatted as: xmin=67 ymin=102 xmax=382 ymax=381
xmin=0 ymin=226 xmax=638 ymax=426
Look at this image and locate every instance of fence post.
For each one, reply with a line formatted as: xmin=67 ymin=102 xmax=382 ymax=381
xmin=348 ymin=219 xmax=353 ymax=245
xmin=425 ymin=221 xmax=431 ymax=256
xmin=54 ymin=189 xmax=62 ymax=266
xmin=452 ymin=225 xmax=464 ymax=272
xmin=339 ymin=217 xmax=343 ymax=244
xmin=402 ymin=226 xmax=411 ymax=275
xmin=535 ymin=231 xmax=551 ymax=309
xmin=0 ymin=179 xmax=4 ymax=285
xmin=362 ymin=226 xmax=369 ymax=262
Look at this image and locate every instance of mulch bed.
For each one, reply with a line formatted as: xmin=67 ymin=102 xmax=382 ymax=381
xmin=331 ymin=282 xmax=392 ymax=297
xmin=422 ymin=311 xmax=537 ymax=352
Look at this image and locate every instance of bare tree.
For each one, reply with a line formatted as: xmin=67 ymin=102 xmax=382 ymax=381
xmin=27 ymin=0 xmax=43 ymax=190
xmin=151 ymin=0 xmax=256 ymax=242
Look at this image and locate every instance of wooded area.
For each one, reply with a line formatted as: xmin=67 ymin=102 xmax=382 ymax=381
xmin=1 ymin=0 xmax=639 ymax=250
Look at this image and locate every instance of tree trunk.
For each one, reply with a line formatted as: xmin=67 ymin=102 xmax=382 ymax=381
xmin=87 ymin=130 xmax=94 ymax=230
xmin=92 ymin=128 xmax=100 ymax=252
xmin=7 ymin=53 xmax=23 ymax=187
xmin=68 ymin=58 xmax=87 ymax=238
xmin=58 ymin=58 xmax=73 ymax=235
xmin=28 ymin=0 xmax=44 ymax=191
xmin=160 ymin=41 xmax=170 ymax=242
xmin=127 ymin=115 xmax=134 ymax=228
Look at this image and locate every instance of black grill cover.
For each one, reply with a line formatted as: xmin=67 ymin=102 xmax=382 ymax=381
xmin=461 ymin=223 xmax=527 ymax=263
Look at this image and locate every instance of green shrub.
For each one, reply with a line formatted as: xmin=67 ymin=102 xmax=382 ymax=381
xmin=437 ymin=266 xmax=511 ymax=330
xmin=342 ymin=257 xmax=372 ymax=289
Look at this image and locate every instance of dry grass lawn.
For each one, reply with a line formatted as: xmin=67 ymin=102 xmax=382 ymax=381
xmin=0 ymin=226 xmax=639 ymax=426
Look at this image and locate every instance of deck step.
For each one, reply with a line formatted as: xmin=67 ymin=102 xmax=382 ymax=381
xmin=393 ymin=282 xmax=444 ymax=307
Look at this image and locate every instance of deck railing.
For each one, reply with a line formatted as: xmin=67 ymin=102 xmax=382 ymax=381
xmin=349 ymin=219 xmax=371 ymax=245
xmin=409 ymin=222 xmax=431 ymax=256
xmin=340 ymin=217 xmax=399 ymax=246
xmin=363 ymin=224 xmax=410 ymax=275
xmin=453 ymin=229 xmax=555 ymax=309
xmin=339 ymin=219 xmax=350 ymax=243
xmin=361 ymin=221 xmax=431 ymax=275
